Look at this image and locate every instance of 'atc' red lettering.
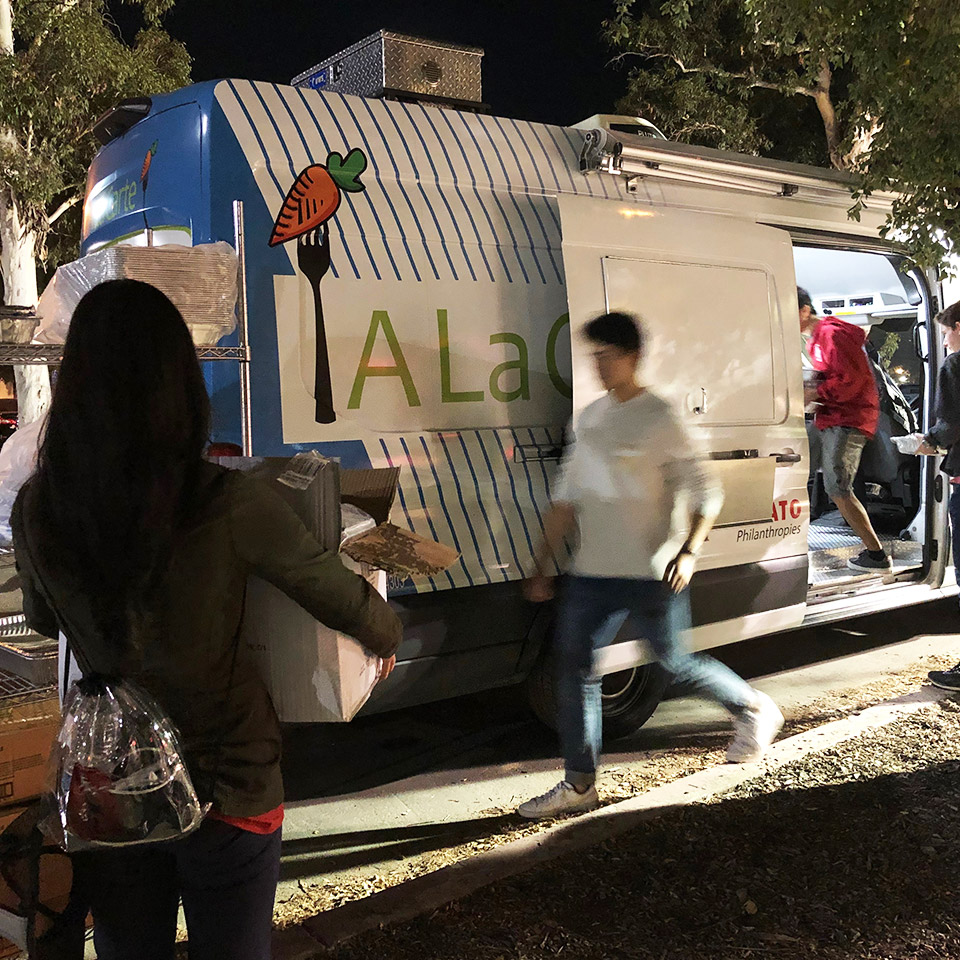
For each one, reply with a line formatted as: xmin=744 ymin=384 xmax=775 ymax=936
xmin=771 ymin=499 xmax=803 ymax=521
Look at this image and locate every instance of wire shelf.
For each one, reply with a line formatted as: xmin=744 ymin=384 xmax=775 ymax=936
xmin=0 ymin=667 xmax=49 ymax=701
xmin=0 ymin=343 xmax=247 ymax=364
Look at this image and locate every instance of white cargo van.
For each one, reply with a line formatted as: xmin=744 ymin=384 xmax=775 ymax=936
xmin=71 ymin=75 xmax=953 ymax=734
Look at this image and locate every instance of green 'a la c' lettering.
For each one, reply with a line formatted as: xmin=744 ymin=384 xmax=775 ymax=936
xmin=546 ymin=312 xmax=572 ymax=399
xmin=438 ymin=309 xmax=484 ymax=403
xmin=348 ymin=310 xmax=421 ymax=409
xmin=489 ymin=332 xmax=529 ymax=402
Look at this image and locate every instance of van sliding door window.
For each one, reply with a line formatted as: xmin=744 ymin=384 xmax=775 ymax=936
xmin=602 ymin=257 xmax=786 ymax=426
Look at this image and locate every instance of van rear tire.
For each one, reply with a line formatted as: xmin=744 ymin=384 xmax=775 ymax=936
xmin=526 ymin=656 xmax=670 ymax=740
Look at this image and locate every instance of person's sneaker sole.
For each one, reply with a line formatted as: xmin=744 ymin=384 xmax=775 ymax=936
xmin=846 ymin=559 xmax=892 ymax=572
xmin=726 ymin=695 xmax=784 ymax=763
xmin=517 ymin=786 xmax=599 ymax=820
xmin=927 ymin=676 xmax=960 ymax=692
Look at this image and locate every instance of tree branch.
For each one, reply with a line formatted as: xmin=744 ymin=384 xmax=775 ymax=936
xmin=609 ymin=48 xmax=814 ymax=97
xmin=46 ymin=193 xmax=80 ymax=226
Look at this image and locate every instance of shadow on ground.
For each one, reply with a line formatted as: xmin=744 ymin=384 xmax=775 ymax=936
xmin=329 ymin=709 xmax=960 ymax=960
xmin=280 ymin=815 xmax=517 ymax=881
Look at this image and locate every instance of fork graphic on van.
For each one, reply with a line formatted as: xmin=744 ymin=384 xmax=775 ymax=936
xmin=269 ymin=149 xmax=368 ymax=425
xmin=297 ymin=225 xmax=335 ymax=423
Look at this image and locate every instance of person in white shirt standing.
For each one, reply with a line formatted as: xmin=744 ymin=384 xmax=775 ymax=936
xmin=518 ymin=312 xmax=784 ymax=820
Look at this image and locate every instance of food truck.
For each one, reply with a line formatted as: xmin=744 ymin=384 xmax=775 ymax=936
xmin=3 ymin=31 xmax=955 ymax=736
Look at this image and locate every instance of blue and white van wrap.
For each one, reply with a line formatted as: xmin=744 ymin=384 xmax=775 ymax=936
xmin=81 ymin=80 xmax=637 ymax=596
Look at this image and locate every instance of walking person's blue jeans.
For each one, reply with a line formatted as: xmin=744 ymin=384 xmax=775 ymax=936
xmin=555 ymin=575 xmax=758 ymax=786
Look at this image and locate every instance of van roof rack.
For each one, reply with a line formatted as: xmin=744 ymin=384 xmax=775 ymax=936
xmin=578 ymin=126 xmax=899 ymax=208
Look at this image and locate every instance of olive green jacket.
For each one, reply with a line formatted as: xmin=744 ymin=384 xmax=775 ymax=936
xmin=12 ymin=462 xmax=401 ymax=818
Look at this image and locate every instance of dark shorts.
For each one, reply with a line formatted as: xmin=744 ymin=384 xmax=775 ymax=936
xmin=819 ymin=426 xmax=868 ymax=497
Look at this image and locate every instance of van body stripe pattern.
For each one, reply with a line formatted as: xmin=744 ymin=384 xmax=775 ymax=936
xmin=215 ymin=80 xmax=631 ymax=287
xmin=213 ymin=80 xmax=625 ymax=594
xmin=372 ymin=430 xmax=560 ymax=594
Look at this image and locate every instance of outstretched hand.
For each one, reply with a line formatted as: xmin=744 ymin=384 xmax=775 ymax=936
xmin=663 ymin=550 xmax=696 ymax=594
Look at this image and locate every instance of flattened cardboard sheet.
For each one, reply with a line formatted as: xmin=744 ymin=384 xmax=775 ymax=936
xmin=342 ymin=522 xmax=461 ymax=578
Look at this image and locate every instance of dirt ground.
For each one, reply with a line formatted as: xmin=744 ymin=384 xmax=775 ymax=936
xmin=327 ymin=696 xmax=960 ymax=960
xmin=275 ymin=653 xmax=958 ymax=928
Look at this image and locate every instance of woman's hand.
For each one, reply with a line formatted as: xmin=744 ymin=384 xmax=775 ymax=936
xmin=916 ymin=439 xmax=939 ymax=456
xmin=377 ymin=655 xmax=396 ymax=682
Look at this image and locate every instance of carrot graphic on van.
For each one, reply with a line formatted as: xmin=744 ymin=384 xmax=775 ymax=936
xmin=270 ymin=148 xmax=368 ymax=425
xmin=140 ymin=141 xmax=158 ymax=193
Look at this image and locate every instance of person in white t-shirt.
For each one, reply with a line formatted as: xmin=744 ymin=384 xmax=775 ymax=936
xmin=518 ymin=312 xmax=784 ymax=820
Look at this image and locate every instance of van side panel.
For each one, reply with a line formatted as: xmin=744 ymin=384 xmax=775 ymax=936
xmin=211 ymin=80 xmax=609 ymax=596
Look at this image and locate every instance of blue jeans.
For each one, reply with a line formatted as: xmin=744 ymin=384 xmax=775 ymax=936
xmin=73 ymin=818 xmax=281 ymax=960
xmin=555 ymin=575 xmax=758 ymax=785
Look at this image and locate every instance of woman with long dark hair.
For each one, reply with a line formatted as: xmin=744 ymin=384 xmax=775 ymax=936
xmin=11 ymin=279 xmax=401 ymax=960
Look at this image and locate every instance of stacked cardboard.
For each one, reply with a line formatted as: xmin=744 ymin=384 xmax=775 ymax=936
xmin=0 ymin=691 xmax=59 ymax=809
xmin=0 ymin=693 xmax=64 ymax=954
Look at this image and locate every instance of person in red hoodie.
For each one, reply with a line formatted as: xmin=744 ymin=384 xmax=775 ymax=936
xmin=803 ymin=287 xmax=889 ymax=572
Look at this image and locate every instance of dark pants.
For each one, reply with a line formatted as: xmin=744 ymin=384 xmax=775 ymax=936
xmin=950 ymin=483 xmax=960 ymax=604
xmin=556 ymin=576 xmax=757 ymax=785
xmin=73 ymin=819 xmax=281 ymax=960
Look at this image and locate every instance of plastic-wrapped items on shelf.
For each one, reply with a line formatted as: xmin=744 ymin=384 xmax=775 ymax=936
xmin=0 ymin=306 xmax=39 ymax=345
xmin=35 ymin=242 xmax=239 ymax=347
xmin=0 ymin=417 xmax=44 ymax=546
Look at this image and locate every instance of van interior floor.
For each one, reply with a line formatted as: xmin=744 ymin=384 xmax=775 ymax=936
xmin=808 ymin=509 xmax=923 ymax=587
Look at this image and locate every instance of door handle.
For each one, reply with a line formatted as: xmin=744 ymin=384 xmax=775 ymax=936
xmin=514 ymin=443 xmax=563 ymax=463
xmin=771 ymin=452 xmax=802 ymax=464
xmin=710 ymin=449 xmax=759 ymax=460
xmin=692 ymin=387 xmax=708 ymax=416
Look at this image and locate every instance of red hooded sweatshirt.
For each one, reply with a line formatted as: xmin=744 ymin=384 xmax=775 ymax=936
xmin=809 ymin=316 xmax=879 ymax=437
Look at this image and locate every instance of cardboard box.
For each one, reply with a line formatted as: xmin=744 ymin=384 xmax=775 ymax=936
xmin=214 ymin=454 xmax=341 ymax=550
xmin=0 ymin=691 xmax=59 ymax=808
xmin=0 ymin=804 xmax=72 ymax=952
xmin=243 ymin=557 xmax=385 ymax=723
xmin=221 ymin=455 xmax=458 ymax=723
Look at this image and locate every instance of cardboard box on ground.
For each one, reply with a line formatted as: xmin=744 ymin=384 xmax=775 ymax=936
xmin=0 ymin=692 xmax=59 ymax=810
xmin=0 ymin=696 xmax=67 ymax=956
xmin=214 ymin=454 xmax=458 ymax=723
xmin=0 ymin=805 xmax=74 ymax=955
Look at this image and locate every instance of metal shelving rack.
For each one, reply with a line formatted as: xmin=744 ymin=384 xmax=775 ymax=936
xmin=0 ymin=200 xmax=255 ymax=455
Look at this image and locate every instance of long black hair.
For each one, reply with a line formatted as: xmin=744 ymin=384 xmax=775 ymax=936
xmin=29 ymin=279 xmax=210 ymax=644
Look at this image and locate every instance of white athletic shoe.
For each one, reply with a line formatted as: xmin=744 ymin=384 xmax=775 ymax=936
xmin=726 ymin=692 xmax=784 ymax=763
xmin=517 ymin=780 xmax=599 ymax=819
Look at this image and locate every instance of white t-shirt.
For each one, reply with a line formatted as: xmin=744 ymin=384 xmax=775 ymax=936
xmin=553 ymin=390 xmax=723 ymax=580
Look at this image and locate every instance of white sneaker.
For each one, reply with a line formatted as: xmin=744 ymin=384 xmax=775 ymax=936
xmin=726 ymin=692 xmax=784 ymax=763
xmin=517 ymin=780 xmax=599 ymax=819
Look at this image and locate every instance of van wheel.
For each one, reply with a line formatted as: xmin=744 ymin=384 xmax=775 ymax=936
xmin=526 ymin=656 xmax=670 ymax=740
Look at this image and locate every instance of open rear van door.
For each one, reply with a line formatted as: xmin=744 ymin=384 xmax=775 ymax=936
xmin=558 ymin=194 xmax=808 ymax=650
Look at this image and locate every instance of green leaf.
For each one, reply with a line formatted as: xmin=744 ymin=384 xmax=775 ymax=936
xmin=326 ymin=148 xmax=367 ymax=194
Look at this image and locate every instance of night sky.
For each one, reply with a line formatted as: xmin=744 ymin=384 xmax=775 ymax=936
xmin=162 ymin=0 xmax=628 ymax=127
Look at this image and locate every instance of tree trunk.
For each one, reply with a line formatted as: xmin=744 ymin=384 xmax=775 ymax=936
xmin=0 ymin=0 xmax=51 ymax=426
xmin=0 ymin=0 xmax=11 ymax=56
xmin=0 ymin=185 xmax=51 ymax=426
xmin=812 ymin=60 xmax=845 ymax=171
